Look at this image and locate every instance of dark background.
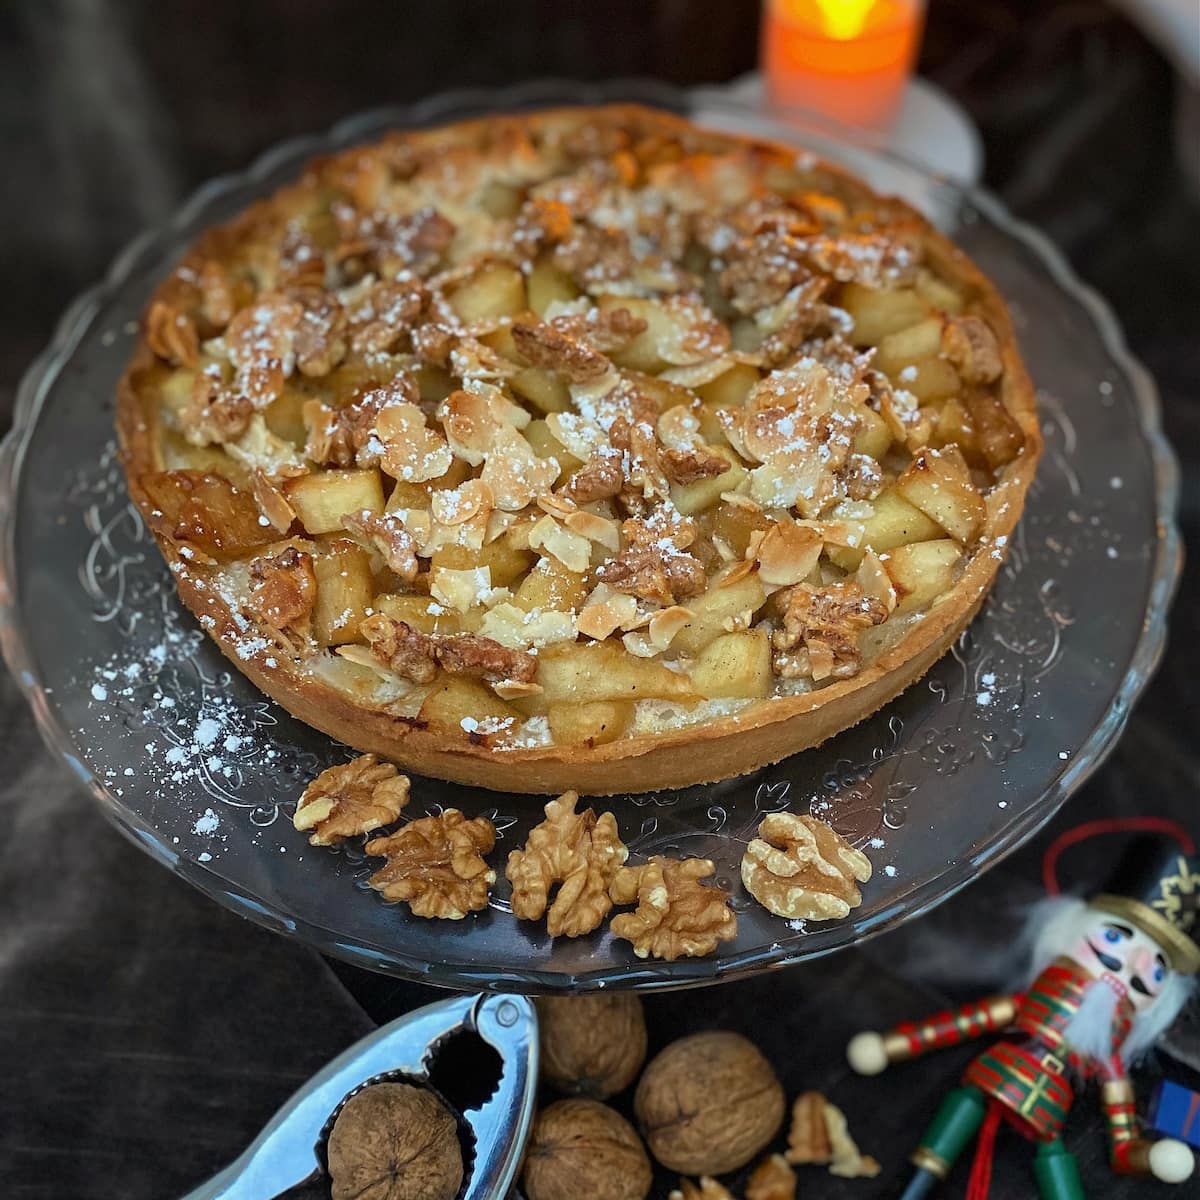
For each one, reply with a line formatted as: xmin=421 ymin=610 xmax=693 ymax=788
xmin=2 ymin=1 xmax=1198 ymax=1197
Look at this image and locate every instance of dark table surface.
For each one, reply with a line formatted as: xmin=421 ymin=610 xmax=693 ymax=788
xmin=3 ymin=2 xmax=1198 ymax=1197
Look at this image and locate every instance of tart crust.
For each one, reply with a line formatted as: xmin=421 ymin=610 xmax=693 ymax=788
xmin=117 ymin=104 xmax=1040 ymax=795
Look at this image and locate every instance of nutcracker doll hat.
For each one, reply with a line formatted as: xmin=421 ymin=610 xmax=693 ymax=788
xmin=1045 ymin=818 xmax=1200 ymax=974
xmin=1091 ymin=836 xmax=1200 ymax=974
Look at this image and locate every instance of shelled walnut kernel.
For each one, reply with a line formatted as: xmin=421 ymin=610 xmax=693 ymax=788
xmin=293 ymin=754 xmax=410 ymax=846
xmin=741 ymin=813 xmax=872 ymax=920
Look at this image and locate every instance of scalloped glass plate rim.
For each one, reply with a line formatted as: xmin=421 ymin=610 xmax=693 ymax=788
xmin=0 ymin=79 xmax=1182 ymax=993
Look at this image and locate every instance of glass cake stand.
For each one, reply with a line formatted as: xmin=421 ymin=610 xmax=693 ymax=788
xmin=0 ymin=81 xmax=1180 ymax=993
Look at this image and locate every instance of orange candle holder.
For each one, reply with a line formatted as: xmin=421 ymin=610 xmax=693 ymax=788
xmin=762 ymin=0 xmax=926 ymax=133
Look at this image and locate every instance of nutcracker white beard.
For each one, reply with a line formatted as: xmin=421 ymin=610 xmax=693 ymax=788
xmin=1028 ymin=896 xmax=1196 ymax=1067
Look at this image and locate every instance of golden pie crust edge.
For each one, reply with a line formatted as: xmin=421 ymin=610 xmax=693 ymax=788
xmin=116 ymin=103 xmax=1041 ymax=795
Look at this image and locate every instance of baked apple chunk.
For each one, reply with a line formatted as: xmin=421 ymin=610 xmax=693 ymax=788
xmin=118 ymin=105 xmax=1039 ymax=793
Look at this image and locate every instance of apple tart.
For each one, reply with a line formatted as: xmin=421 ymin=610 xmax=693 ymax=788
xmin=117 ymin=105 xmax=1040 ymax=794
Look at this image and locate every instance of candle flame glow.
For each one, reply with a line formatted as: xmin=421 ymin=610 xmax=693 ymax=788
xmin=814 ymin=0 xmax=880 ymax=40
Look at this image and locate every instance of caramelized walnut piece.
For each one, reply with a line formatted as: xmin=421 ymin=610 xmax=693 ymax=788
xmin=741 ymin=813 xmax=873 ymax=920
xmin=326 ymin=1082 xmax=463 ymax=1200
xmin=181 ymin=372 xmax=254 ymax=445
xmin=771 ymin=581 xmax=887 ymax=682
xmin=361 ymin=614 xmax=537 ymax=686
xmin=506 ymin=792 xmax=628 ymax=937
xmin=800 ymin=231 xmax=919 ymax=288
xmin=365 ymin=809 xmax=496 ymax=919
xmin=558 ymin=451 xmax=624 ymax=505
xmin=342 ymin=510 xmax=420 ymax=581
xmin=746 ymin=1154 xmax=798 ymax=1200
xmin=145 ymin=300 xmax=200 ymax=368
xmin=293 ymin=753 xmax=410 ymax=847
xmin=287 ymin=286 xmax=347 ymax=377
xmin=550 ymin=306 xmax=648 ymax=353
xmin=512 ymin=319 xmax=610 ymax=383
xmin=196 ymin=259 xmax=239 ymax=330
xmin=941 ymin=314 xmax=1004 ymax=384
xmin=596 ymin=511 xmax=707 ymax=606
xmin=246 ymin=546 xmax=316 ymax=632
xmin=303 ymin=376 xmax=421 ymax=468
xmin=659 ymin=445 xmax=731 ymax=487
xmin=361 ymin=614 xmax=439 ymax=685
xmin=347 ymin=279 xmax=429 ymax=354
xmin=512 ymin=196 xmax=574 ymax=258
xmin=609 ymin=856 xmax=737 ymax=961
xmin=435 ymin=632 xmax=537 ymax=684
xmin=785 ymin=1091 xmax=880 ymax=1178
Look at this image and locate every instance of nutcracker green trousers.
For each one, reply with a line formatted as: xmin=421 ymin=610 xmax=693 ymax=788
xmin=912 ymin=1085 xmax=1086 ymax=1200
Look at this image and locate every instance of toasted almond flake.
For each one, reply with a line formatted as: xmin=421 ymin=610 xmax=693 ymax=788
xmin=492 ymin=679 xmax=545 ymax=700
xmin=718 ymin=558 xmax=757 ymax=587
xmin=720 ymin=490 xmax=762 ymax=511
xmin=546 ymin=410 xmax=609 ymax=459
xmin=648 ymin=605 xmax=694 ymax=651
xmin=431 ymin=477 xmax=494 ymax=527
xmin=756 ymin=519 xmax=824 ymax=588
xmin=856 ymin=549 xmax=898 ymax=614
xmin=577 ymin=586 xmax=640 ymax=640
xmin=563 ymin=509 xmax=620 ymax=551
xmin=483 ymin=509 xmax=518 ymax=545
xmin=375 ymin=401 xmax=454 ymax=483
xmin=479 ymin=602 xmax=577 ymax=648
xmin=656 ymin=404 xmax=703 ymax=451
xmin=621 ymin=629 xmax=660 ymax=658
xmin=795 ymin=519 xmax=862 ymax=548
xmin=536 ymin=492 xmax=578 ymax=521
xmin=252 ymin=469 xmax=298 ymax=533
xmin=335 ymin=643 xmax=414 ymax=680
xmin=528 ymin=514 xmax=592 ymax=573
xmin=480 ymin=424 xmax=560 ymax=511
xmin=658 ymin=355 xmax=739 ymax=387
xmin=431 ymin=565 xmax=491 ymax=613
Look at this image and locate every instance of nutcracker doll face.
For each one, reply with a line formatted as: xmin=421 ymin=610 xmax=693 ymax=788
xmin=1067 ymin=907 xmax=1170 ymax=1012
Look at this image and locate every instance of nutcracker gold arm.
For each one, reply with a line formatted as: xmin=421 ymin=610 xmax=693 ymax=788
xmin=847 ymin=993 xmax=1019 ymax=1075
xmin=1100 ymin=1077 xmax=1195 ymax=1182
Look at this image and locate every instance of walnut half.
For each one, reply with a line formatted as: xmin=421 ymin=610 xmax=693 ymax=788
xmin=365 ymin=809 xmax=496 ymax=919
xmin=506 ymin=792 xmax=629 ymax=937
xmin=609 ymin=856 xmax=737 ymax=961
xmin=741 ymin=813 xmax=872 ymax=921
xmin=293 ymin=753 xmax=410 ymax=846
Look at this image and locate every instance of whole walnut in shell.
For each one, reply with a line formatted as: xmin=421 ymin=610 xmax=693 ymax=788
xmin=523 ymin=1098 xmax=652 ymax=1200
xmin=326 ymin=1082 xmax=463 ymax=1200
xmin=537 ymin=993 xmax=647 ymax=1099
xmin=635 ymin=1031 xmax=785 ymax=1175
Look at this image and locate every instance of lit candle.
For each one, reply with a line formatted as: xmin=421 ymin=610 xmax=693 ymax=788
xmin=762 ymin=0 xmax=925 ymax=132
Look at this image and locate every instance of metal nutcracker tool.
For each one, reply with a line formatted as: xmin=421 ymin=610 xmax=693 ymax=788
xmin=182 ymin=992 xmax=538 ymax=1200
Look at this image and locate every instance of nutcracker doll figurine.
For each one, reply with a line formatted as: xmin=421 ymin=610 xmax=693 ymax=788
xmin=848 ymin=824 xmax=1200 ymax=1199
